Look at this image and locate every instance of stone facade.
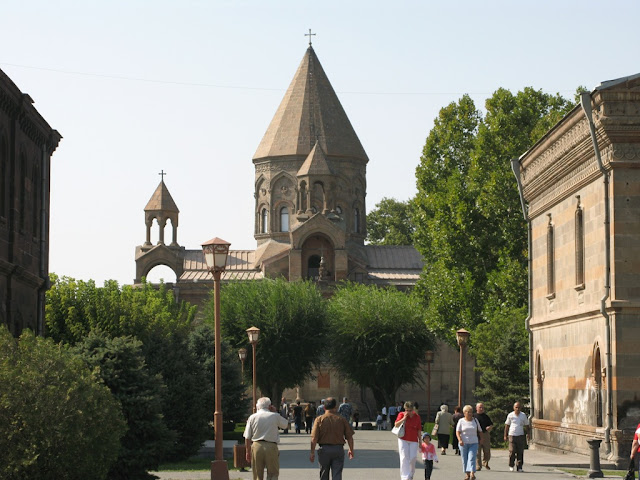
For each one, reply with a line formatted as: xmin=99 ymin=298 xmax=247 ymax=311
xmin=515 ymin=74 xmax=640 ymax=465
xmin=0 ymin=68 xmax=61 ymax=336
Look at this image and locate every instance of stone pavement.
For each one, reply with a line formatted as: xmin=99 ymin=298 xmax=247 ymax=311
xmin=153 ymin=429 xmax=619 ymax=480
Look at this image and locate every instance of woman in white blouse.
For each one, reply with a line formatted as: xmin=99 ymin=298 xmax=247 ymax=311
xmin=455 ymin=404 xmax=482 ymax=480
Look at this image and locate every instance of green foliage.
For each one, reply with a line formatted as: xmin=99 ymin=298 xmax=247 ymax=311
xmin=186 ymin=323 xmax=250 ymax=424
xmin=216 ymin=279 xmax=328 ymax=403
xmin=327 ymin=283 xmax=434 ymax=408
xmin=45 ymin=275 xmax=240 ymax=462
xmin=74 ymin=330 xmax=173 ymax=479
xmin=0 ymin=326 xmax=125 ymax=480
xmin=46 ymin=275 xmax=196 ymax=345
xmin=366 ymin=197 xmax=415 ymax=245
xmin=472 ymin=305 xmax=530 ymax=446
xmin=413 ymin=88 xmax=575 ymax=344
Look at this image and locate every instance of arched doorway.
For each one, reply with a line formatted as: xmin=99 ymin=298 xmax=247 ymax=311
xmin=536 ymin=352 xmax=544 ymax=419
xmin=593 ymin=345 xmax=603 ymax=427
xmin=301 ymin=234 xmax=334 ymax=281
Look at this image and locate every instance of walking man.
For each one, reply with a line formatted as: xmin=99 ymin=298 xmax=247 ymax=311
xmin=504 ymin=401 xmax=530 ymax=472
xmin=474 ymin=402 xmax=493 ymax=470
xmin=244 ymin=397 xmax=290 ymax=480
xmin=310 ymin=397 xmax=355 ymax=480
xmin=338 ymin=397 xmax=352 ymax=425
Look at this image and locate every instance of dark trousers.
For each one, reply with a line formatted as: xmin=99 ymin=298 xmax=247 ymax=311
xmin=318 ymin=445 xmax=345 ymax=480
xmin=437 ymin=433 xmax=450 ymax=449
xmin=294 ymin=417 xmax=302 ymax=433
xmin=452 ymin=433 xmax=459 ymax=452
xmin=305 ymin=417 xmax=314 ymax=433
xmin=424 ymin=459 xmax=433 ymax=479
xmin=508 ymin=435 xmax=526 ymax=469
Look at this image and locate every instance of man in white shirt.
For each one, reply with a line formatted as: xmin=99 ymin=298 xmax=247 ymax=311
xmin=244 ymin=397 xmax=290 ymax=480
xmin=503 ymin=402 xmax=530 ymax=472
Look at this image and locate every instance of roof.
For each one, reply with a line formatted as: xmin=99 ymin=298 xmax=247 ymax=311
xmin=595 ymin=72 xmax=640 ymax=91
xmin=145 ymin=181 xmax=179 ymax=213
xmin=298 ymin=141 xmax=333 ymax=176
xmin=180 ymin=249 xmax=263 ymax=282
xmin=365 ymin=245 xmax=424 ymax=269
xmin=364 ymin=245 xmax=423 ymax=284
xmin=253 ymin=47 xmax=368 ymax=163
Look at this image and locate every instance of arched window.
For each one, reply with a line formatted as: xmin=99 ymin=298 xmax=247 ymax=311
xmin=546 ymin=214 xmax=554 ymax=297
xmin=354 ymin=208 xmax=361 ymax=233
xmin=19 ymin=154 xmax=26 ymax=231
xmin=261 ymin=208 xmax=268 ymax=234
xmin=575 ymin=199 xmax=584 ymax=287
xmin=0 ymin=135 xmax=7 ymax=217
xmin=280 ymin=206 xmax=289 ymax=232
xmin=32 ymin=161 xmax=39 ymax=237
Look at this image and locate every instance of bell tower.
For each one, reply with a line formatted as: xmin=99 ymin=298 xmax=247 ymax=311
xmin=134 ymin=173 xmax=184 ymax=283
xmin=251 ymin=46 xmax=369 ymax=281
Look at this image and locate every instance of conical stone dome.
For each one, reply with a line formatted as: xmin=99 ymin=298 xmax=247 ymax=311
xmin=253 ymin=46 xmax=368 ymax=163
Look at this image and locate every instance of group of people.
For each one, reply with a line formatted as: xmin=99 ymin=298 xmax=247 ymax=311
xmin=280 ymin=397 xmax=359 ymax=436
xmin=395 ymin=401 xmax=530 ymax=480
xmin=245 ymin=396 xmax=354 ymax=480
xmin=243 ymin=396 xmax=530 ymax=480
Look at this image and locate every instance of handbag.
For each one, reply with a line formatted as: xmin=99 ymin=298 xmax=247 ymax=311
xmin=624 ymin=458 xmax=635 ymax=480
xmin=392 ymin=423 xmax=405 ymax=437
xmin=431 ymin=424 xmax=439 ymax=437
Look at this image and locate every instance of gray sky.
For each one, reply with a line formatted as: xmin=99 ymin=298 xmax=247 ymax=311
xmin=2 ymin=0 xmax=638 ymax=285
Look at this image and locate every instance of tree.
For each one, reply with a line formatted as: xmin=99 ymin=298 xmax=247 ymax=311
xmin=472 ymin=305 xmax=529 ymax=446
xmin=413 ymin=89 xmax=574 ymax=343
xmin=216 ymin=279 xmax=328 ymax=404
xmin=74 ymin=330 xmax=173 ymax=479
xmin=45 ymin=275 xmax=238 ymax=461
xmin=327 ymin=283 xmax=434 ymax=409
xmin=366 ymin=197 xmax=415 ymax=245
xmin=187 ymin=323 xmax=250 ymax=424
xmin=0 ymin=326 xmax=125 ymax=480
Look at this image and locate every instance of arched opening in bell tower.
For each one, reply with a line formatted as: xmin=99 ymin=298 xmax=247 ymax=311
xmin=301 ymin=234 xmax=334 ymax=281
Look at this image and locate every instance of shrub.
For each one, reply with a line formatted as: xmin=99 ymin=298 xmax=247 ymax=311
xmin=0 ymin=326 xmax=125 ymax=480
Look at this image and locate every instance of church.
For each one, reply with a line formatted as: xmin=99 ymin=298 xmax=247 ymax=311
xmin=134 ymin=45 xmax=475 ymax=418
xmin=514 ymin=73 xmax=640 ymax=465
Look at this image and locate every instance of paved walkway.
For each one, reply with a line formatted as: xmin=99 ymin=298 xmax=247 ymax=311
xmin=153 ymin=429 xmax=617 ymax=480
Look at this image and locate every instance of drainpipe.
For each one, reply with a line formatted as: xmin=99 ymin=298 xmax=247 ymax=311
xmin=511 ymin=158 xmax=534 ymax=430
xmin=580 ymin=92 xmax=613 ymax=454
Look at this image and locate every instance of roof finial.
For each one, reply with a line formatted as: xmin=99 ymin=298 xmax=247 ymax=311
xmin=159 ymin=169 xmax=167 ymax=182
xmin=305 ymin=28 xmax=316 ymax=46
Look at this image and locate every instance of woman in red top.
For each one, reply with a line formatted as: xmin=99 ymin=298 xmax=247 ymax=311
xmin=395 ymin=401 xmax=422 ymax=480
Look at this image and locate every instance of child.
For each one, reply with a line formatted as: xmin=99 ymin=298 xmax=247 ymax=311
xmin=420 ymin=432 xmax=439 ymax=480
xmin=376 ymin=412 xmax=383 ymax=430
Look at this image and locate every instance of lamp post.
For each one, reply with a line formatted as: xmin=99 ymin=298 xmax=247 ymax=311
xmin=246 ymin=326 xmax=260 ymax=413
xmin=202 ymin=237 xmax=231 ymax=480
xmin=238 ymin=348 xmax=247 ymax=384
xmin=425 ymin=350 xmax=434 ymax=421
xmin=456 ymin=328 xmax=470 ymax=408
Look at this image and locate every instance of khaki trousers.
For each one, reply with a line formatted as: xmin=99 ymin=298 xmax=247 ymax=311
xmin=477 ymin=431 xmax=491 ymax=468
xmin=251 ymin=441 xmax=280 ymax=480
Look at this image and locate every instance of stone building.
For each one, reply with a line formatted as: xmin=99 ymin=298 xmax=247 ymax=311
xmin=135 ymin=46 xmax=475 ymax=419
xmin=0 ymin=68 xmax=61 ymax=336
xmin=513 ymin=73 xmax=640 ymax=465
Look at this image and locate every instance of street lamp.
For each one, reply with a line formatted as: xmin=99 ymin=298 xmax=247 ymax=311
xmin=246 ymin=326 xmax=260 ymax=413
xmin=425 ymin=350 xmax=434 ymax=421
xmin=202 ymin=237 xmax=231 ymax=480
xmin=238 ymin=348 xmax=247 ymax=383
xmin=456 ymin=328 xmax=470 ymax=409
